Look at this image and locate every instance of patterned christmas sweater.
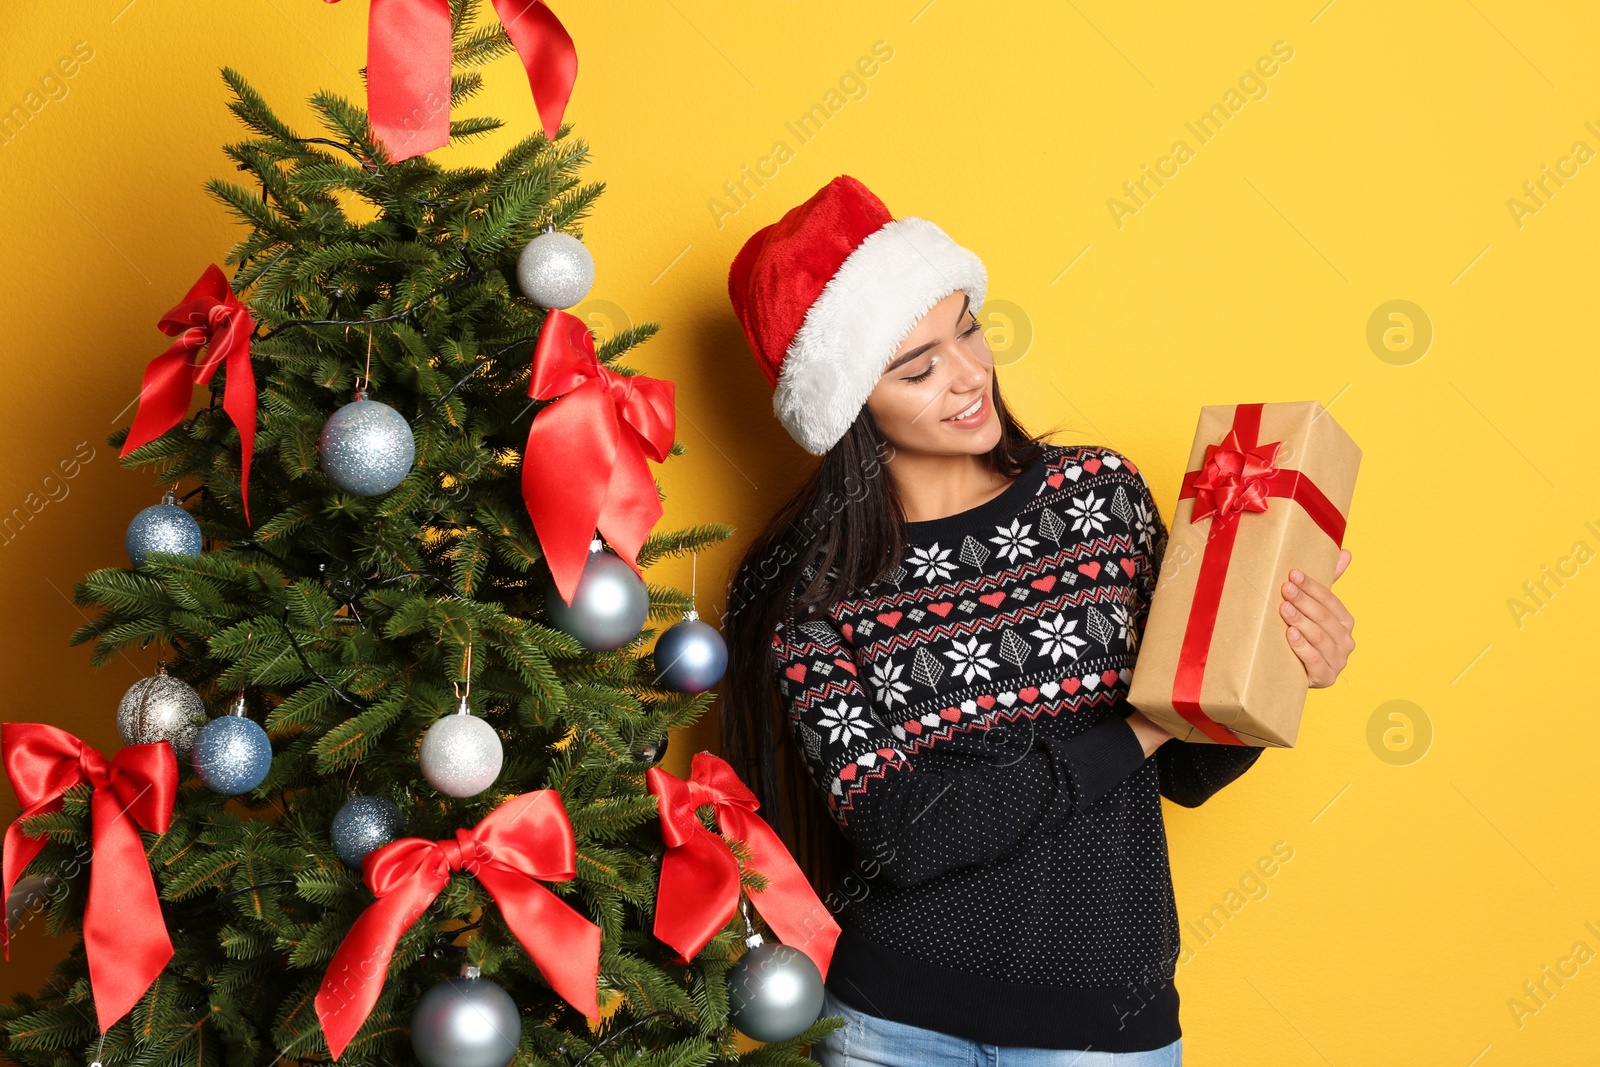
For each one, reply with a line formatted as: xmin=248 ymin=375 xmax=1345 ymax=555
xmin=770 ymin=440 xmax=1265 ymax=1052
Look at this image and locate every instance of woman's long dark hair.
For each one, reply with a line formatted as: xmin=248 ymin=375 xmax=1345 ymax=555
xmin=719 ymin=369 xmax=1069 ymax=909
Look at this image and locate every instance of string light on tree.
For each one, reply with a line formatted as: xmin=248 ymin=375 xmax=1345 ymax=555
xmin=125 ymin=486 xmax=202 ymax=570
xmin=419 ymin=646 xmax=503 ymax=798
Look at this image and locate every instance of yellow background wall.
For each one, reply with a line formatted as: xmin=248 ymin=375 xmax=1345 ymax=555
xmin=3 ymin=3 xmax=1598 ymax=1063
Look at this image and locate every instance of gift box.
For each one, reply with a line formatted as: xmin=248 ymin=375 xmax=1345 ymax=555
xmin=1126 ymin=401 xmax=1361 ymax=747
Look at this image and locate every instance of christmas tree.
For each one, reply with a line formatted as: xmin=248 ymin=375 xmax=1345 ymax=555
xmin=0 ymin=4 xmax=840 ymax=1065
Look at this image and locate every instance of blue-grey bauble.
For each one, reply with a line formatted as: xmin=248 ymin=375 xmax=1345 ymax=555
xmin=191 ymin=715 xmax=272 ymax=795
xmin=419 ymin=713 xmax=503 ymax=798
xmin=516 ymin=231 xmax=594 ymax=309
xmin=727 ymin=942 xmax=826 ymax=1042
xmin=318 ymin=397 xmax=415 ymax=496
xmin=330 ymin=794 xmax=406 ymax=869
xmin=654 ymin=618 xmax=727 ymax=694
xmin=117 ymin=672 xmax=209 ymax=756
xmin=125 ymin=503 xmax=201 ymax=569
xmin=544 ymin=551 xmax=649 ymax=652
xmin=410 ymin=972 xmax=521 ymax=1067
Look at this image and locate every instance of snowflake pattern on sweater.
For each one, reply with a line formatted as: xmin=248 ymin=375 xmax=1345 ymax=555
xmin=769 ymin=441 xmax=1266 ymax=1051
xmin=777 ymin=443 xmax=1165 ymax=821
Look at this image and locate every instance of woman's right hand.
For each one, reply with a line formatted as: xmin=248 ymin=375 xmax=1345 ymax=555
xmin=1125 ymin=710 xmax=1174 ymax=758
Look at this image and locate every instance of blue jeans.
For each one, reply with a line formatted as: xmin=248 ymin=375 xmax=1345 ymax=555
xmin=809 ymin=986 xmax=1183 ymax=1067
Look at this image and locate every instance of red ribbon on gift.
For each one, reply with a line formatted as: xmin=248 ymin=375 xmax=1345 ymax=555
xmin=524 ymin=308 xmax=675 ymax=606
xmin=314 ymin=790 xmax=600 ymax=1061
xmin=1172 ymin=403 xmax=1348 ymax=745
xmin=122 ymin=263 xmax=258 ymax=524
xmin=324 ymin=0 xmax=577 ymax=162
xmin=1 ymin=723 xmax=178 ymax=1033
xmin=647 ymin=751 xmax=840 ymax=978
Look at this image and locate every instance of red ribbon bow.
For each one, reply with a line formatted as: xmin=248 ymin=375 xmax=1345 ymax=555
xmin=524 ymin=309 xmax=675 ymax=606
xmin=647 ymin=751 xmax=840 ymax=978
xmin=1189 ymin=429 xmax=1280 ymax=523
xmin=1173 ymin=403 xmax=1348 ymax=745
xmin=324 ymin=0 xmax=577 ymax=162
xmin=122 ymin=263 xmax=258 ymax=524
xmin=1 ymin=723 xmax=178 ymax=1033
xmin=314 ymin=790 xmax=601 ymax=1061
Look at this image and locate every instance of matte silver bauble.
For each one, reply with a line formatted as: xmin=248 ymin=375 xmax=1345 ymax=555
xmin=727 ymin=941 xmax=826 ymax=1043
xmin=544 ymin=545 xmax=649 ymax=652
xmin=410 ymin=965 xmax=521 ymax=1067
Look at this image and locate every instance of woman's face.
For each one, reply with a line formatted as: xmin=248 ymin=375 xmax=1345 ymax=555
xmin=864 ymin=289 xmax=1000 ymax=457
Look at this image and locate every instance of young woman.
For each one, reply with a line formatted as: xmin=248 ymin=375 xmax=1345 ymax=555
xmin=718 ymin=176 xmax=1355 ymax=1067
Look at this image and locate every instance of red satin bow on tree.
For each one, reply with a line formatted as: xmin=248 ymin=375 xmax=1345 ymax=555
xmin=314 ymin=790 xmax=601 ymax=1062
xmin=524 ymin=308 xmax=675 ymax=606
xmin=1172 ymin=403 xmax=1348 ymax=745
xmin=121 ymin=263 xmax=258 ymax=524
xmin=324 ymin=0 xmax=577 ymax=161
xmin=647 ymin=751 xmax=840 ymax=979
xmin=0 ymin=723 xmax=178 ymax=1033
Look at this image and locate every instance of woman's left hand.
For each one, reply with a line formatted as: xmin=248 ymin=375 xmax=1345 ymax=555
xmin=1280 ymin=549 xmax=1355 ymax=688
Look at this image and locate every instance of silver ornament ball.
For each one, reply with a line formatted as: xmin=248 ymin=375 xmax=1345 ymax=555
xmin=727 ymin=942 xmax=825 ymax=1043
xmin=7 ymin=874 xmax=58 ymax=935
xmin=330 ymin=794 xmax=406 ymax=870
xmin=410 ymin=966 xmax=522 ymax=1067
xmin=639 ymin=733 xmax=669 ymax=765
xmin=117 ymin=671 xmax=209 ymax=756
xmin=653 ymin=615 xmax=728 ymax=694
xmin=125 ymin=499 xmax=202 ymax=570
xmin=516 ymin=231 xmax=594 ymax=309
xmin=545 ymin=548 xmax=650 ymax=652
xmin=191 ymin=707 xmax=272 ymax=795
xmin=419 ymin=709 xmax=504 ymax=798
xmin=318 ymin=394 xmax=416 ymax=497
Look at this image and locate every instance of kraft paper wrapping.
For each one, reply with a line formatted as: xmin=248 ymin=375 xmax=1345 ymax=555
xmin=1126 ymin=401 xmax=1361 ymax=748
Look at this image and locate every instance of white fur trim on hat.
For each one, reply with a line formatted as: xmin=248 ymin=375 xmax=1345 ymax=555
xmin=772 ymin=216 xmax=987 ymax=455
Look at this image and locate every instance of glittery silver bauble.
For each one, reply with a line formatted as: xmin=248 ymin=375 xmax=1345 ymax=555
xmin=191 ymin=700 xmax=272 ymax=795
xmin=318 ymin=393 xmax=416 ymax=496
xmin=125 ymin=494 xmax=202 ymax=570
xmin=727 ymin=941 xmax=826 ymax=1043
xmin=419 ymin=705 xmax=503 ymax=798
xmin=330 ymin=794 xmax=406 ymax=869
xmin=117 ymin=670 xmax=209 ymax=756
xmin=516 ymin=231 xmax=594 ymax=309
xmin=544 ymin=546 xmax=649 ymax=652
xmin=653 ymin=612 xmax=728 ymax=694
xmin=410 ymin=966 xmax=521 ymax=1067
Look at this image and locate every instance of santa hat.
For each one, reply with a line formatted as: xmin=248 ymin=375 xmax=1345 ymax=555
xmin=727 ymin=175 xmax=987 ymax=455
